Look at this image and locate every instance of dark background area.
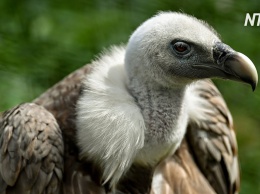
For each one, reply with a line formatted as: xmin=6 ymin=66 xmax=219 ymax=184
xmin=0 ymin=0 xmax=259 ymax=193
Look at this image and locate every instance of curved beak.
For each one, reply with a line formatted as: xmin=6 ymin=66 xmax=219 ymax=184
xmin=213 ymin=42 xmax=258 ymax=91
xmin=193 ymin=42 xmax=258 ymax=91
xmin=223 ymin=52 xmax=258 ymax=91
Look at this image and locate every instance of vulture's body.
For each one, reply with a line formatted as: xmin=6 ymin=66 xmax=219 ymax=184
xmin=0 ymin=12 xmax=258 ymax=194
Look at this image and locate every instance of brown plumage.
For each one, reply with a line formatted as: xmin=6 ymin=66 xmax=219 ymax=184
xmin=0 ymin=103 xmax=64 ymax=194
xmin=0 ymin=64 xmax=238 ymax=194
xmin=0 ymin=12 xmax=257 ymax=194
xmin=153 ymin=80 xmax=239 ymax=194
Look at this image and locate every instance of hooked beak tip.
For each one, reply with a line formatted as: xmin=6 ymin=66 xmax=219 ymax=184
xmin=224 ymin=52 xmax=258 ymax=91
xmin=252 ymin=82 xmax=257 ymax=92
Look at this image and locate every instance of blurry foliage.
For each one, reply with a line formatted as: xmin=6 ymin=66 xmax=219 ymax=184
xmin=0 ymin=0 xmax=260 ymax=193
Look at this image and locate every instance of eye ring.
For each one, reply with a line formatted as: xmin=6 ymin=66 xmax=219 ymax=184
xmin=171 ymin=41 xmax=191 ymax=55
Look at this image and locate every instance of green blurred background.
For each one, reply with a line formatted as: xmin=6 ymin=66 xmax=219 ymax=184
xmin=0 ymin=0 xmax=259 ymax=193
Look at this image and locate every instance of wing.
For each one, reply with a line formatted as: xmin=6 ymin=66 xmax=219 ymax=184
xmin=151 ymin=80 xmax=239 ymax=194
xmin=33 ymin=64 xmax=106 ymax=194
xmin=33 ymin=64 xmax=93 ymax=132
xmin=0 ymin=103 xmax=64 ymax=194
xmin=0 ymin=64 xmax=104 ymax=194
xmin=186 ymin=80 xmax=239 ymax=194
xmin=152 ymin=140 xmax=216 ymax=194
xmin=1 ymin=63 xmax=239 ymax=194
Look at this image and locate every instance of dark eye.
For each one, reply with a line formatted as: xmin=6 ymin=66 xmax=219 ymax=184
xmin=171 ymin=41 xmax=191 ymax=55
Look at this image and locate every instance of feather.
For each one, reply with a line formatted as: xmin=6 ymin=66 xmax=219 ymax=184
xmin=1 ymin=11 xmax=255 ymax=194
xmin=0 ymin=103 xmax=64 ymax=193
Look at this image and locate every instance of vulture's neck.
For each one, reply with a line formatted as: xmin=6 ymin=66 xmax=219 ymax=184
xmin=127 ymin=77 xmax=189 ymax=165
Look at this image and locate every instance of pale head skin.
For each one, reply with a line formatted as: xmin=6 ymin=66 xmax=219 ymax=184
xmin=125 ymin=12 xmax=257 ymax=89
xmin=125 ymin=12 xmax=220 ymax=88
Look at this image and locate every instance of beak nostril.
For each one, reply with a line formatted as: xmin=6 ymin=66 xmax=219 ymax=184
xmin=213 ymin=42 xmax=234 ymax=65
xmin=217 ymin=52 xmax=228 ymax=65
xmin=219 ymin=52 xmax=227 ymax=60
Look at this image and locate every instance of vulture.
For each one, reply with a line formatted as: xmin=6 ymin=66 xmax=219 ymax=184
xmin=0 ymin=12 xmax=258 ymax=194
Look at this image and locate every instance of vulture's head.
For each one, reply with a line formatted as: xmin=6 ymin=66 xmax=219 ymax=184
xmin=125 ymin=12 xmax=258 ymax=90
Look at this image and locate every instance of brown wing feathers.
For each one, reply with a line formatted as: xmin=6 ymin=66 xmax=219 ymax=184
xmin=187 ymin=80 xmax=239 ymax=194
xmin=33 ymin=64 xmax=106 ymax=194
xmin=151 ymin=80 xmax=239 ymax=194
xmin=0 ymin=65 xmax=239 ymax=194
xmin=152 ymin=140 xmax=216 ymax=194
xmin=0 ymin=103 xmax=64 ymax=194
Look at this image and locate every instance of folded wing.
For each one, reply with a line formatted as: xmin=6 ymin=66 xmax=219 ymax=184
xmin=0 ymin=103 xmax=64 ymax=194
xmin=152 ymin=80 xmax=239 ymax=194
